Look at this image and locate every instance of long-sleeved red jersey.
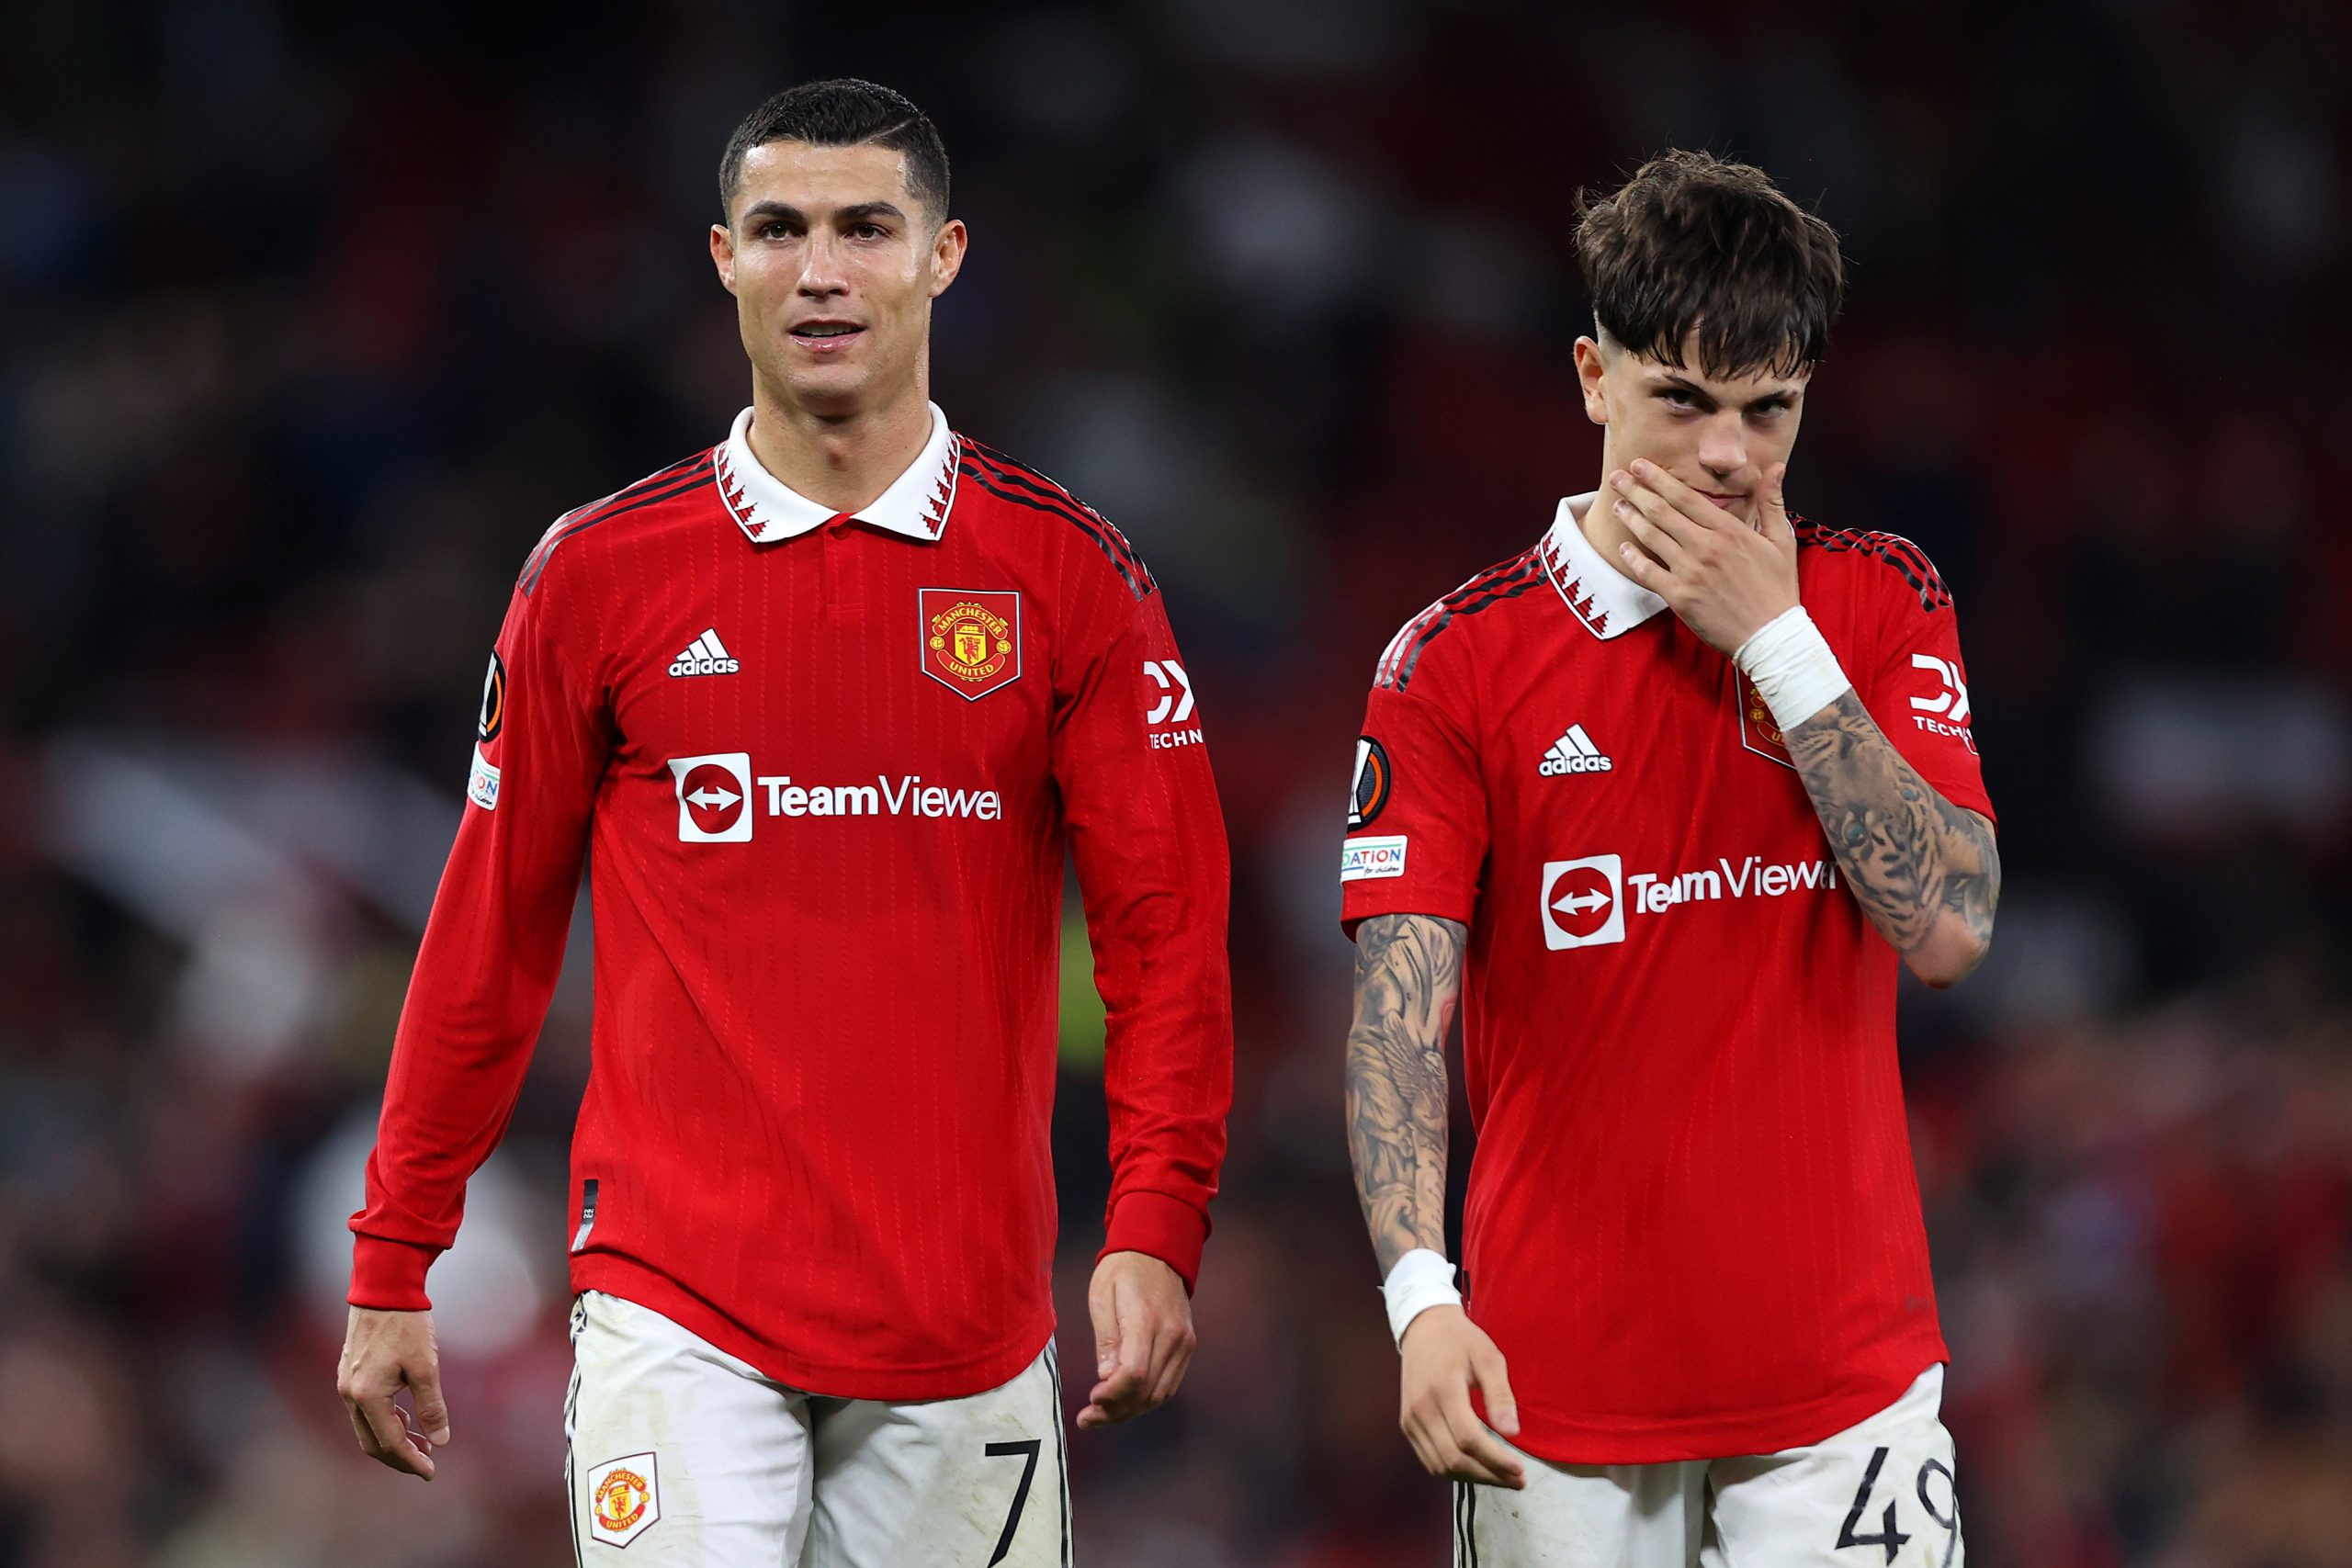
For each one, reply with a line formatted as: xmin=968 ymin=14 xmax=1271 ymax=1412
xmin=351 ymin=405 xmax=1233 ymax=1401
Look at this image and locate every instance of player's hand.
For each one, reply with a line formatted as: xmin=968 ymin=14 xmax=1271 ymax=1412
xmin=336 ymin=1305 xmax=451 ymax=1480
xmin=1397 ymin=1305 xmax=1526 ymax=1489
xmin=1079 ymin=1250 xmax=1194 ymax=1428
xmin=1610 ymin=458 xmax=1798 ymax=656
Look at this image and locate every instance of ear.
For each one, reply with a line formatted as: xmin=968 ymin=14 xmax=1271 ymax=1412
xmin=1572 ymin=336 xmax=1610 ymax=427
xmin=709 ymin=222 xmax=738 ymax=296
xmin=928 ymin=218 xmax=968 ymax=299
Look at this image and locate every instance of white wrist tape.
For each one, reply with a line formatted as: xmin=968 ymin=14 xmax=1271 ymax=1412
xmin=1382 ymin=1248 xmax=1463 ymax=1348
xmin=1734 ymin=607 xmax=1852 ymax=731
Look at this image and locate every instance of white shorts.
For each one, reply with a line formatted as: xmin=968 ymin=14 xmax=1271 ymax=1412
xmin=565 ymin=1292 xmax=1069 ymax=1567
xmin=1458 ymin=1366 xmax=1963 ymax=1568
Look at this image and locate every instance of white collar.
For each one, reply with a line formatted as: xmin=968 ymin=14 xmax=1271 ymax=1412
xmin=1537 ymin=492 xmax=1668 ymax=640
xmin=714 ymin=403 xmax=961 ymax=544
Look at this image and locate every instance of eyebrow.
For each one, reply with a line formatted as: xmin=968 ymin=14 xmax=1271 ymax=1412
xmin=1653 ymin=372 xmax=1801 ymax=410
xmin=739 ymin=199 xmax=910 ymax=228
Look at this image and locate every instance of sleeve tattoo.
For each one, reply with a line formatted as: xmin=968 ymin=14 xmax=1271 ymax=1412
xmin=1345 ymin=912 xmax=1468 ymax=1277
xmin=1784 ymin=690 xmax=1999 ymax=972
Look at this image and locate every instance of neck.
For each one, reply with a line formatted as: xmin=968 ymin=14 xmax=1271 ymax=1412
xmin=1573 ymin=466 xmax=1650 ymax=577
xmin=743 ymin=372 xmax=934 ymax=514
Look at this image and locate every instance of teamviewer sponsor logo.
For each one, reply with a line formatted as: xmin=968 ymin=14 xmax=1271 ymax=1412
xmin=1540 ymin=855 xmax=1625 ymax=948
xmin=669 ymin=752 xmax=753 ymax=841
xmin=1628 ymin=855 xmax=1839 ymax=912
xmin=1542 ymin=850 xmax=1841 ymax=949
xmin=665 ymin=752 xmax=1005 ymax=841
xmin=753 ymin=774 xmax=1002 ymax=820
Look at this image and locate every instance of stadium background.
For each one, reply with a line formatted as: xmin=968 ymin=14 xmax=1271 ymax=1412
xmin=5 ymin=1 xmax=2349 ymax=1563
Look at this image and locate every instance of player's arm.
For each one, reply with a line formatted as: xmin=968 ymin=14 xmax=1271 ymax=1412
xmin=1053 ymin=575 xmax=1233 ymax=1430
xmin=1341 ymin=636 xmax=1522 ymax=1486
xmin=1345 ymin=912 xmax=1524 ymax=1489
xmin=1611 ymin=459 xmax=1999 ymax=987
xmin=338 ymin=565 xmax=606 ymax=1480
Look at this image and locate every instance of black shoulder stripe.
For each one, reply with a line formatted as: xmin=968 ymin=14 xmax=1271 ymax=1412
xmin=1378 ymin=555 xmax=1544 ymax=693
xmin=962 ymin=443 xmax=1157 ymax=589
xmin=522 ymin=455 xmax=714 ymax=596
xmin=1794 ymin=521 xmax=1951 ymax=612
xmin=960 ymin=464 xmax=1153 ymax=600
xmin=959 ymin=463 xmax=1158 ymax=601
xmin=1374 ymin=556 xmax=1532 ymax=691
xmin=964 ymin=446 xmax=1157 ymax=582
xmin=962 ymin=438 xmax=1093 ymax=509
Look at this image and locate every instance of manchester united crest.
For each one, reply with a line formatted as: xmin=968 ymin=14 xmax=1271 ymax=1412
xmin=1736 ymin=670 xmax=1796 ymax=770
xmin=919 ymin=588 xmax=1023 ymax=700
xmin=585 ymin=1452 xmax=660 ymax=1547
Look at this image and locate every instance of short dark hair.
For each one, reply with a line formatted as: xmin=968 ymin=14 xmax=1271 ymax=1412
xmin=717 ymin=79 xmax=951 ymax=226
xmin=1574 ymin=151 xmax=1844 ymax=380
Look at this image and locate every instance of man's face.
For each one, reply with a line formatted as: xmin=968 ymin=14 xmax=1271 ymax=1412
xmin=1572 ymin=332 xmax=1808 ymax=527
xmin=709 ymin=141 xmax=966 ymax=415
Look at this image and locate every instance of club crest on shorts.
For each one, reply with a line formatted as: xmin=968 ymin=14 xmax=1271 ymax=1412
xmin=920 ymin=588 xmax=1022 ymax=700
xmin=1736 ymin=671 xmax=1796 ymax=770
xmin=586 ymin=1452 xmax=660 ymax=1548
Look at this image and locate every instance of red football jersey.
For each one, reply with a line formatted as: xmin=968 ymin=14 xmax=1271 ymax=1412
xmin=1341 ymin=494 xmax=1992 ymax=1463
xmin=351 ymin=405 xmax=1233 ymax=1401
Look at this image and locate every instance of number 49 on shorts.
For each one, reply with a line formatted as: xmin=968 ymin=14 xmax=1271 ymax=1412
xmin=1836 ymin=1445 xmax=1962 ymax=1568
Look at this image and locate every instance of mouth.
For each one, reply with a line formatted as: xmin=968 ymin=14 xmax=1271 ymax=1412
xmin=1700 ymin=491 xmax=1747 ymax=512
xmin=787 ymin=319 xmax=865 ymax=353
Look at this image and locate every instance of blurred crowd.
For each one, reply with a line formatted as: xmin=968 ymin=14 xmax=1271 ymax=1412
xmin=4 ymin=1 xmax=2350 ymax=1564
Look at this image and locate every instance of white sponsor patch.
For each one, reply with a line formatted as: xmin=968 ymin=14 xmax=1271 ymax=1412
xmin=467 ymin=750 xmax=501 ymax=811
xmin=585 ymin=1451 xmax=660 ymax=1548
xmin=668 ymin=751 xmax=754 ymax=842
xmin=1541 ymin=854 xmax=1624 ymax=948
xmin=1341 ymin=835 xmax=1408 ymax=882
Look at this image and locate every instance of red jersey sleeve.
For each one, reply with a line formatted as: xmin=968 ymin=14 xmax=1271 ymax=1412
xmin=1850 ymin=547 xmax=1995 ymax=824
xmin=1340 ymin=644 xmax=1489 ymax=936
xmin=1053 ymin=576 xmax=1233 ymax=1292
xmin=348 ymin=557 xmax=608 ymax=1310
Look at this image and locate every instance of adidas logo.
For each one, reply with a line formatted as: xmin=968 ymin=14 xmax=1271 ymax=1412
xmin=668 ymin=628 xmax=740 ymax=678
xmin=1538 ymin=724 xmax=1613 ymax=776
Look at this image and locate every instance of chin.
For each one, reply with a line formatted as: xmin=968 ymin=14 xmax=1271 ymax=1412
xmin=783 ymin=364 xmax=871 ymax=412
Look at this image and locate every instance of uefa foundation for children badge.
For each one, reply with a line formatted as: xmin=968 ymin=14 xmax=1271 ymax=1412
xmin=586 ymin=1451 xmax=660 ymax=1548
xmin=920 ymin=588 xmax=1023 ymax=700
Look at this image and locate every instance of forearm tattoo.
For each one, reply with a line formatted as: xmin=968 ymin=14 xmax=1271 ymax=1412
xmin=1784 ymin=690 xmax=2000 ymax=962
xmin=1344 ymin=912 xmax=1467 ymax=1276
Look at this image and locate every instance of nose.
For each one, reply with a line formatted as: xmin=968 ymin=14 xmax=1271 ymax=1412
xmin=1696 ymin=413 xmax=1749 ymax=483
xmin=797 ymin=231 xmax=849 ymax=299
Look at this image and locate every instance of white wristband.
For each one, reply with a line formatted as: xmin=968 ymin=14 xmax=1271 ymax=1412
xmin=1382 ymin=1248 xmax=1464 ymax=1348
xmin=1733 ymin=607 xmax=1852 ymax=732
